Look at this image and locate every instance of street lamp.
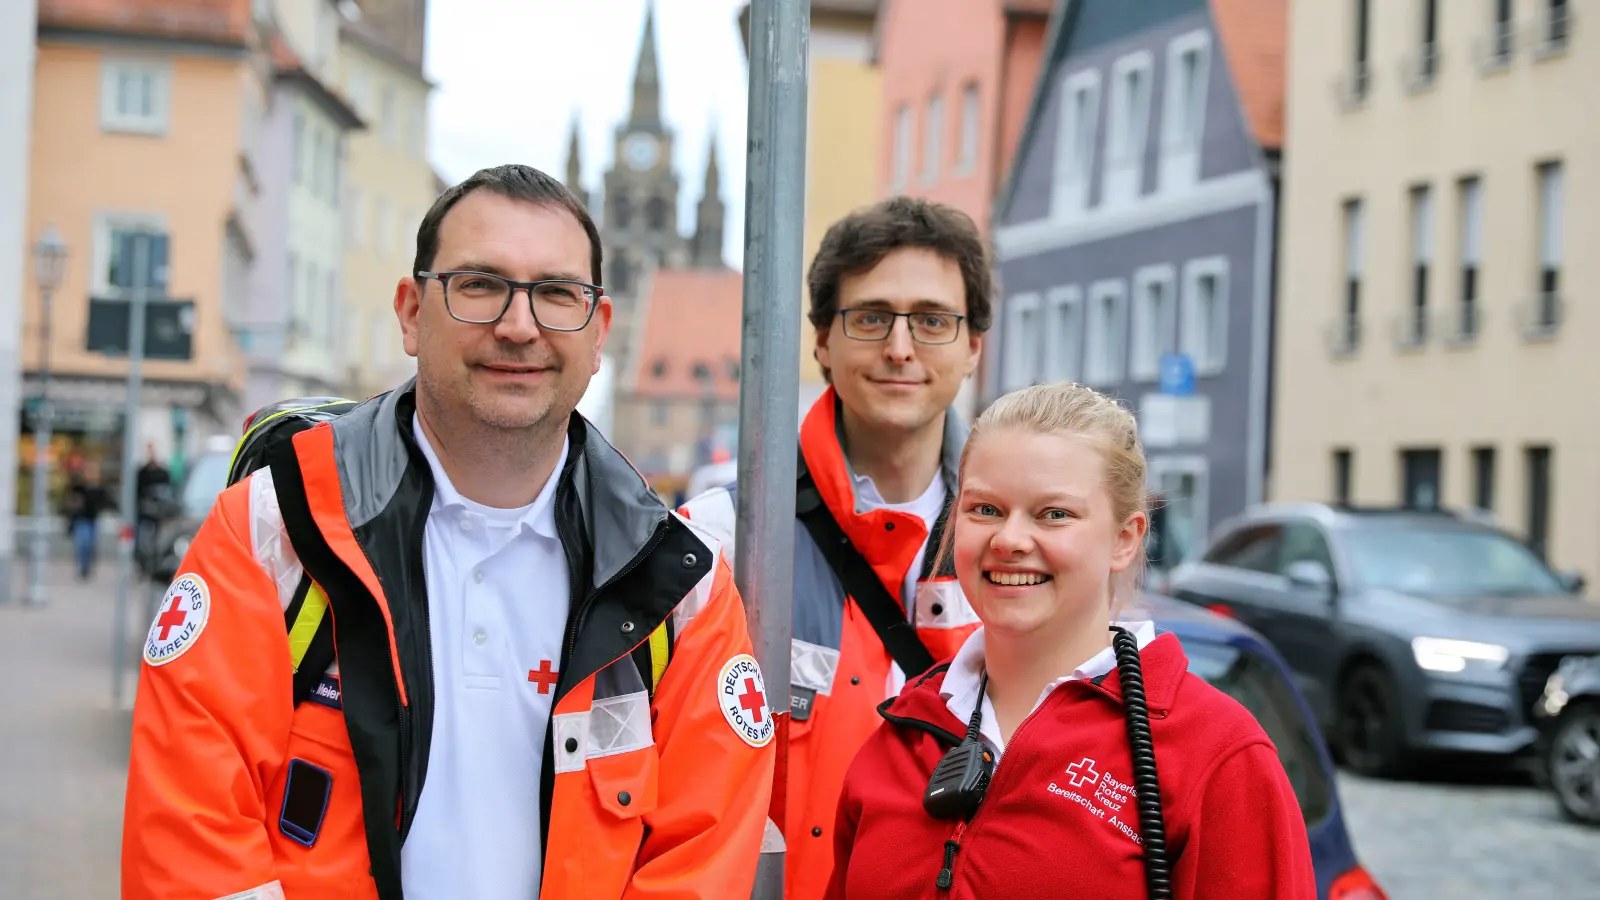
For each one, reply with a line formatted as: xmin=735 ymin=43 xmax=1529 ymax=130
xmin=27 ymin=225 xmax=68 ymax=606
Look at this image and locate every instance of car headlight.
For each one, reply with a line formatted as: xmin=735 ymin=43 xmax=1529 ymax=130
xmin=1411 ymin=637 xmax=1510 ymax=673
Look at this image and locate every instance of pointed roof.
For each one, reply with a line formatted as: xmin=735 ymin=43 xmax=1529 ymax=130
xmin=628 ymin=0 xmax=662 ymax=126
xmin=1210 ymin=0 xmax=1286 ymax=150
xmin=995 ymin=0 xmax=1284 ymax=222
xmin=38 ymin=0 xmax=253 ymax=46
xmin=565 ymin=113 xmax=583 ymax=186
xmin=702 ymin=126 xmax=721 ymax=194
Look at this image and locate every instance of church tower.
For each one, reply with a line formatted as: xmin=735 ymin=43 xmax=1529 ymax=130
xmin=691 ymin=131 xmax=726 ymax=269
xmin=563 ymin=114 xmax=587 ymax=210
xmin=600 ymin=0 xmax=687 ymax=368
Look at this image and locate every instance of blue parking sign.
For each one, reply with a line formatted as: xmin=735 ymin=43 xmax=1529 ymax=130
xmin=1158 ymin=353 xmax=1196 ymax=396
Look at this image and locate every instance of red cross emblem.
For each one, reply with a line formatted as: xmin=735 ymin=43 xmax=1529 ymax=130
xmin=527 ymin=659 xmax=559 ymax=694
xmin=738 ymin=677 xmax=766 ymax=723
xmin=155 ymin=595 xmax=188 ymax=641
xmin=1066 ymin=757 xmax=1100 ymax=788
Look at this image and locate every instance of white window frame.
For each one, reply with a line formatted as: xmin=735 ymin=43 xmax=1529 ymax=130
xmin=91 ymin=211 xmax=169 ymax=296
xmin=324 ymin=270 xmax=340 ymax=348
xmin=922 ymin=93 xmax=945 ymax=183
xmin=100 ymin=57 xmax=173 ymax=135
xmin=1051 ymin=69 xmax=1102 ymax=218
xmin=1181 ymin=256 xmax=1230 ymax=375
xmin=1004 ymin=293 xmax=1043 ymax=389
xmin=1161 ymin=30 xmax=1211 ymax=191
xmin=1105 ymin=51 xmax=1155 ymax=207
xmin=957 ymin=83 xmax=980 ymax=175
xmin=375 ymin=197 xmax=393 ymax=257
xmin=1459 ymin=177 xmax=1483 ymax=269
xmin=381 ymin=85 xmax=398 ymax=147
xmin=1044 ymin=286 xmax=1085 ymax=382
xmin=1148 ymin=454 xmax=1211 ymax=566
xmin=287 ymin=252 xmax=301 ymax=340
xmin=892 ymin=104 xmax=913 ymax=190
xmin=1083 ymin=279 xmax=1128 ymax=385
xmin=1130 ymin=264 xmax=1178 ymax=382
xmin=1538 ymin=160 xmax=1564 ymax=275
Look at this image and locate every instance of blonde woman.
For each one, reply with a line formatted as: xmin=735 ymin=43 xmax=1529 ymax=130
xmin=826 ymin=382 xmax=1316 ymax=900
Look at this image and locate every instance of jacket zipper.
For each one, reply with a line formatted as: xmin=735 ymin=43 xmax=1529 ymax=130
xmin=935 ymin=820 xmax=968 ymax=892
xmin=558 ymin=516 xmax=670 ymax=674
xmin=929 ymin=682 xmax=1067 ymax=892
xmin=397 ymin=507 xmax=435 ymax=842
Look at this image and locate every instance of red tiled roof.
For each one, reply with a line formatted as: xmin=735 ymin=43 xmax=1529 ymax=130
xmin=626 ymin=269 xmax=744 ymax=401
xmin=269 ymin=32 xmax=301 ymax=71
xmin=1211 ymin=0 xmax=1286 ymax=149
xmin=39 ymin=0 xmax=253 ymax=46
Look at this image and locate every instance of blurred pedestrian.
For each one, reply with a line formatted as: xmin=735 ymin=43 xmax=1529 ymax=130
xmin=62 ymin=465 xmax=110 ymax=581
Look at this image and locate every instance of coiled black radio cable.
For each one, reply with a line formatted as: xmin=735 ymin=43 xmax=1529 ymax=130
xmin=1112 ymin=624 xmax=1172 ymax=900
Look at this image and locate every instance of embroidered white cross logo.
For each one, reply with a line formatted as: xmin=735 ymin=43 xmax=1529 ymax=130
xmin=1066 ymin=757 xmax=1100 ymax=788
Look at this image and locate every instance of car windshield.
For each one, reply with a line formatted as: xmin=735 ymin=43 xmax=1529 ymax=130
xmin=1184 ymin=638 xmax=1333 ymax=827
xmin=180 ymin=453 xmax=232 ymax=519
xmin=1342 ymin=527 xmax=1565 ymax=597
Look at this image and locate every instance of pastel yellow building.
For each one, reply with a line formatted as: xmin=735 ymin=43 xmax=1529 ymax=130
xmin=1272 ymin=1 xmax=1596 ymax=579
xmin=20 ymin=1 xmax=263 ymax=502
xmin=335 ymin=2 xmax=435 ymax=398
xmin=743 ymin=1 xmax=883 ymax=411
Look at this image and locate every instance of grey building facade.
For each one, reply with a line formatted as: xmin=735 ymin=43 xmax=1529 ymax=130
xmin=988 ymin=0 xmax=1285 ymax=565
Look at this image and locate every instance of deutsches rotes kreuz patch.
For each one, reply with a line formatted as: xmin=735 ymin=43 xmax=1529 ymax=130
xmin=718 ymin=653 xmax=775 ymax=748
xmin=144 ymin=573 xmax=211 ymax=667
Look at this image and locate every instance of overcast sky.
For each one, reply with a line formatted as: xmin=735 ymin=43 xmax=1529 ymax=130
xmin=424 ymin=0 xmax=751 ymax=266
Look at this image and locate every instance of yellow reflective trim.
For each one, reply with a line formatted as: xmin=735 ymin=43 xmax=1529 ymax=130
xmin=287 ymin=583 xmax=330 ymax=673
xmin=229 ymin=400 xmax=351 ymax=481
xmin=648 ymin=622 xmax=670 ymax=691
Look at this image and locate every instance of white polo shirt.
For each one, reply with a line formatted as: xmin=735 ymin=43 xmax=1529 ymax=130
xmin=399 ymin=418 xmax=572 ymax=899
xmin=940 ymin=620 xmax=1158 ymax=762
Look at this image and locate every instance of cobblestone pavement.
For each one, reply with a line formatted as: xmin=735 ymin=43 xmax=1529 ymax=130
xmin=1339 ymin=765 xmax=1600 ymax=900
xmin=0 ymin=558 xmax=155 ymax=900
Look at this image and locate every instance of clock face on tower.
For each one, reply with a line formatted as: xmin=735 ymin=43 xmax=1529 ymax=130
xmin=624 ymin=133 xmax=659 ymax=171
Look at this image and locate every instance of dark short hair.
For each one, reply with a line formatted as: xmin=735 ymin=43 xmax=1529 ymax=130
xmin=807 ymin=196 xmax=995 ymax=335
xmin=413 ymin=164 xmax=603 ymax=286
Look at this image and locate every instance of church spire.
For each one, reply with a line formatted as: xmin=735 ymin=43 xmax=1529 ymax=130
xmin=692 ymin=126 xmax=726 ymax=269
xmin=628 ymin=0 xmax=661 ymax=127
xmin=563 ymin=113 xmax=587 ymax=208
xmin=702 ymin=124 xmax=721 ymax=198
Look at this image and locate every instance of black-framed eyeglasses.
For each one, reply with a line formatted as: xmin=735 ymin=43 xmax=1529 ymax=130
xmin=838 ymin=307 xmax=967 ymax=345
xmin=416 ymin=270 xmax=602 ymax=331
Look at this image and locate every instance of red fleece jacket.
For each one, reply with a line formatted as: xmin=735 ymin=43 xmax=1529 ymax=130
xmin=826 ymin=633 xmax=1318 ymax=900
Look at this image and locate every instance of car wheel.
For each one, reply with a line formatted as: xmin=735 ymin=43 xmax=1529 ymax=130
xmin=1547 ymin=701 xmax=1600 ymax=826
xmin=1335 ymin=663 xmax=1408 ymax=777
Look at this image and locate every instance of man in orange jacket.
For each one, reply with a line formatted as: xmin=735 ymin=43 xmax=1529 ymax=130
xmin=681 ymin=197 xmax=993 ymax=900
xmin=122 ymin=165 xmax=775 ymax=899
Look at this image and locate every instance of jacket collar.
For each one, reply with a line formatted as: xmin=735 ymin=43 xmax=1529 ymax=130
xmin=331 ymin=378 xmax=672 ymax=593
xmin=799 ymin=385 xmax=968 ymax=528
xmin=879 ymin=629 xmax=1191 ymax=745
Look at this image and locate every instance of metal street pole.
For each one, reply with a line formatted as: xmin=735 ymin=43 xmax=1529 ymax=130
xmin=27 ymin=284 xmax=55 ymax=606
xmin=0 ymin=0 xmax=41 ymax=605
xmin=111 ymin=234 xmax=152 ymax=707
xmin=736 ymin=1 xmax=808 ymax=897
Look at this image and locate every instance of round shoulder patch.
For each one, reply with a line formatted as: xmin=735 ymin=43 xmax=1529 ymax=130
xmin=717 ymin=653 xmax=775 ymax=748
xmin=144 ymin=573 xmax=212 ymax=667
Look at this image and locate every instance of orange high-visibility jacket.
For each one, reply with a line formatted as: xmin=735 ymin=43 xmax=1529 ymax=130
xmin=122 ymin=383 xmax=776 ymax=900
xmin=680 ymin=388 xmax=979 ymax=900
